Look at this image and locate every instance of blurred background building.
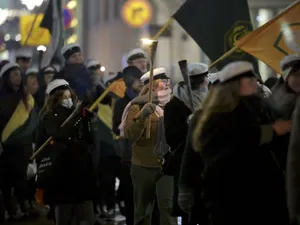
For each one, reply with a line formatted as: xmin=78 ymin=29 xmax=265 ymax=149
xmin=0 ymin=0 xmax=296 ymax=81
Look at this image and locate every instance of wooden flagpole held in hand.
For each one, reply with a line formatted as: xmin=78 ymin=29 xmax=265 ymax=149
xmin=145 ymin=40 xmax=159 ymax=139
xmin=30 ymin=81 xmax=118 ymax=160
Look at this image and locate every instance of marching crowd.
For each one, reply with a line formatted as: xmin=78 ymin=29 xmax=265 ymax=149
xmin=0 ymin=41 xmax=300 ymax=225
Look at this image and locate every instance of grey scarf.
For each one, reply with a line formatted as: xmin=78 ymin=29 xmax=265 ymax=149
xmin=173 ymin=82 xmax=207 ymax=111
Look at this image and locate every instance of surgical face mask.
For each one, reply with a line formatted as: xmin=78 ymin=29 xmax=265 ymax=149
xmin=61 ymin=98 xmax=73 ymax=109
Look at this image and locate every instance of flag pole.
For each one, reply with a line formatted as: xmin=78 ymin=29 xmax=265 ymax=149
xmin=30 ymin=80 xmax=119 ymax=160
xmin=152 ymin=17 xmax=174 ymax=40
xmin=208 ymin=46 xmax=239 ymax=69
xmin=84 ymin=18 xmax=175 ymax=107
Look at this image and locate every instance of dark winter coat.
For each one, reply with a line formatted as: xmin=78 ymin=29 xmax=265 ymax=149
xmin=164 ymin=96 xmax=191 ymax=217
xmin=199 ymin=96 xmax=288 ymax=224
xmin=35 ymin=106 xmax=97 ymax=204
xmin=287 ymin=96 xmax=300 ymax=222
xmin=267 ymin=83 xmax=297 ymax=172
xmin=113 ymin=93 xmax=132 ymax=163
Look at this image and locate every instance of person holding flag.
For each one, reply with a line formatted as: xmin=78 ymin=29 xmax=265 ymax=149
xmin=35 ymin=78 xmax=96 ymax=225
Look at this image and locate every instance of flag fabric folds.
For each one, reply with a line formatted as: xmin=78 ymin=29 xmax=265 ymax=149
xmin=40 ymin=0 xmax=65 ymax=66
xmin=236 ymin=0 xmax=300 ymax=74
xmin=173 ymin=0 xmax=256 ymax=70
xmin=40 ymin=0 xmax=54 ymax=35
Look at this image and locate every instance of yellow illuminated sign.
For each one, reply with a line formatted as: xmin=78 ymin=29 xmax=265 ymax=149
xmin=121 ymin=0 xmax=152 ymax=28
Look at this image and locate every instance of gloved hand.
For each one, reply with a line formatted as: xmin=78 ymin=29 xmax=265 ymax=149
xmin=81 ymin=108 xmax=94 ymax=118
xmin=178 ymin=187 xmax=194 ymax=213
xmin=140 ymin=103 xmax=156 ymax=121
xmin=132 ymin=92 xmax=159 ymax=105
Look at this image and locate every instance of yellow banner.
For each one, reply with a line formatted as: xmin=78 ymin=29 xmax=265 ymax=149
xmin=20 ymin=14 xmax=51 ymax=46
xmin=236 ymin=1 xmax=300 ymax=74
xmin=110 ymin=79 xmax=126 ymax=98
xmin=97 ymin=103 xmax=112 ymax=130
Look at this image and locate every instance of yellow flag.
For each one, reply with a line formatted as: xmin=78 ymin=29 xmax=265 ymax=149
xmin=236 ymin=1 xmax=300 ymax=74
xmin=97 ymin=103 xmax=113 ymax=129
xmin=20 ymin=14 xmax=51 ymax=46
xmin=110 ymin=79 xmax=126 ymax=98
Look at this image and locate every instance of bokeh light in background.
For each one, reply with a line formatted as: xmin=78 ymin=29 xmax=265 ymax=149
xmin=63 ymin=7 xmax=72 ymax=28
xmin=65 ymin=0 xmax=78 ymax=44
xmin=0 ymin=33 xmax=5 ymax=52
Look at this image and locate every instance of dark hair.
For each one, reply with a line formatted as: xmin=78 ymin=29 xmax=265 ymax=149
xmin=0 ymin=60 xmax=9 ymax=70
xmin=40 ymin=88 xmax=76 ymax=116
xmin=1 ymin=67 xmax=29 ymax=110
xmin=190 ymin=75 xmax=206 ymax=90
xmin=24 ymin=73 xmax=38 ymax=86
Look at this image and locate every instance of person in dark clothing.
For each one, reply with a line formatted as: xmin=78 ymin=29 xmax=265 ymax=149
xmin=281 ymin=54 xmax=300 ymax=223
xmin=0 ymin=62 xmax=36 ymax=220
xmin=15 ymin=50 xmax=32 ymax=74
xmin=56 ymin=43 xmax=92 ymax=101
xmin=164 ymin=62 xmax=208 ymax=225
xmin=24 ymin=68 xmax=39 ymax=96
xmin=35 ymin=78 xmax=96 ymax=225
xmin=22 ymin=68 xmax=40 ymax=211
xmin=264 ymin=76 xmax=279 ymax=90
xmin=178 ymin=72 xmax=220 ymax=225
xmin=35 ymin=66 xmax=56 ymax=110
xmin=267 ymin=54 xmax=300 ymax=173
xmin=112 ymin=66 xmax=144 ymax=225
xmin=193 ymin=61 xmax=290 ymax=225
xmin=126 ymin=48 xmax=147 ymax=73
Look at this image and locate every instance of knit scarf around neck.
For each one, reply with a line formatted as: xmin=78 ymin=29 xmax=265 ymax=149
xmin=173 ymin=83 xmax=207 ymax=111
xmin=118 ymin=88 xmax=172 ymax=137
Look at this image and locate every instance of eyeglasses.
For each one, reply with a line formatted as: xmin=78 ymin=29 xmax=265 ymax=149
xmin=161 ymin=79 xmax=170 ymax=84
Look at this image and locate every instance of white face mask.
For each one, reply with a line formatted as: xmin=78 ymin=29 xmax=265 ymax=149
xmin=61 ymin=98 xmax=73 ymax=109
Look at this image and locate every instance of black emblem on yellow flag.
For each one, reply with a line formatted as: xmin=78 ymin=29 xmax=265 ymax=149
xmin=274 ymin=23 xmax=300 ymax=55
xmin=224 ymin=21 xmax=252 ymax=57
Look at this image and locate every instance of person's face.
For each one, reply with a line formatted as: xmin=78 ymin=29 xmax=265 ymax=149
xmin=17 ymin=59 xmax=31 ymax=71
xmin=44 ymin=73 xmax=54 ymax=85
xmin=9 ymin=69 xmax=22 ymax=87
xmin=130 ymin=58 xmax=147 ymax=73
xmin=68 ymin=52 xmax=84 ymax=64
xmin=287 ymin=69 xmax=300 ymax=93
xmin=93 ymin=68 xmax=102 ymax=77
xmin=239 ymin=77 xmax=258 ymax=96
xmin=60 ymin=90 xmax=72 ymax=104
xmin=26 ymin=75 xmax=39 ymax=95
xmin=155 ymin=79 xmax=170 ymax=91
xmin=131 ymin=79 xmax=144 ymax=93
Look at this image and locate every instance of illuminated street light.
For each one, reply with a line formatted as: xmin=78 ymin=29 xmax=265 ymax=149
xmin=15 ymin=34 xmax=21 ymax=42
xmin=37 ymin=45 xmax=47 ymax=52
xmin=66 ymin=0 xmax=77 ymax=10
xmin=100 ymin=66 xmax=105 ymax=72
xmin=4 ymin=34 xmax=10 ymax=41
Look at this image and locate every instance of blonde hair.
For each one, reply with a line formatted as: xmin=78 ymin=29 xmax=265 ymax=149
xmin=139 ymin=79 xmax=161 ymax=96
xmin=192 ymin=80 xmax=241 ymax=152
